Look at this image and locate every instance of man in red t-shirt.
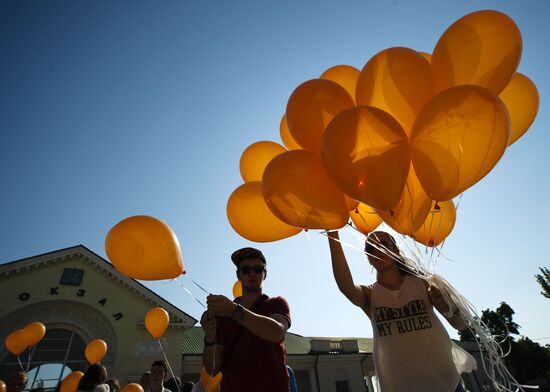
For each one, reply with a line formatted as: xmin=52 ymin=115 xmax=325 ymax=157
xmin=201 ymin=247 xmax=291 ymax=392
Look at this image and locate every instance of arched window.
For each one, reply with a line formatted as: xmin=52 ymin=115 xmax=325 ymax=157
xmin=1 ymin=328 xmax=88 ymax=390
xmin=335 ymin=368 xmax=350 ymax=392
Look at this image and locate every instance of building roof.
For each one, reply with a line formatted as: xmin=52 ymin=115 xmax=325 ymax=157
xmin=0 ymin=245 xmax=198 ymax=326
xmin=182 ymin=326 xmax=374 ymax=355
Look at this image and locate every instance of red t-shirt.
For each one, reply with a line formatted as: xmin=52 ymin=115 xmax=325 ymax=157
xmin=215 ymin=294 xmax=291 ymax=392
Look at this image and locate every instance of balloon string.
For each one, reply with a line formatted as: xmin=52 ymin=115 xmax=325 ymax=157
xmin=26 ymin=346 xmax=31 ymax=372
xmin=173 ymin=278 xmax=207 ymax=309
xmin=17 ymin=354 xmax=24 ymax=372
xmin=157 ymin=339 xmax=181 ymax=392
xmin=185 ymin=275 xmax=210 ymax=296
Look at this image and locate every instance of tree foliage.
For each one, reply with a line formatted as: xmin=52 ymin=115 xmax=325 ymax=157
xmin=535 ymin=267 xmax=550 ymax=299
xmin=459 ymin=301 xmax=520 ymax=341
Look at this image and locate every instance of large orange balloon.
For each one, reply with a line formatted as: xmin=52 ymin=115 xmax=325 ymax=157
xmin=321 ymin=106 xmax=410 ymax=211
xmin=60 ymin=371 xmax=83 ymax=392
xmin=356 ymin=47 xmax=434 ymax=136
xmin=85 ymin=339 xmax=107 ymax=364
xmin=201 ymin=367 xmax=222 ymax=392
xmin=286 ymin=79 xmax=355 ymax=153
xmin=240 ymin=141 xmax=286 ymax=182
xmin=279 ymin=115 xmax=301 ymax=151
xmin=22 ymin=322 xmax=46 ymax=347
xmin=350 ymin=203 xmax=382 ymax=235
xmin=411 ymin=85 xmax=510 ymax=201
xmin=431 ymin=10 xmax=522 ymax=94
xmin=499 ymin=73 xmax=539 ymax=146
xmin=410 ymin=200 xmax=456 ymax=247
xmin=5 ymin=329 xmax=27 ymax=355
xmin=227 ymin=182 xmax=301 ymax=242
xmin=377 ymin=165 xmax=432 ymax=235
xmin=232 ymin=281 xmax=242 ymax=298
xmin=262 ymin=150 xmax=349 ymax=230
xmin=105 ymin=215 xmax=183 ymax=280
xmin=145 ymin=307 xmax=170 ymax=339
xmin=121 ymin=384 xmax=144 ymax=392
xmin=320 ymin=65 xmax=361 ymax=102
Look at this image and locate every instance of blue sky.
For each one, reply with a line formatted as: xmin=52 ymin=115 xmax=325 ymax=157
xmin=1 ymin=0 xmax=549 ymax=345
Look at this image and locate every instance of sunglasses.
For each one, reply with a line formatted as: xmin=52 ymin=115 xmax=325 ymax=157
xmin=239 ymin=265 xmax=265 ymax=274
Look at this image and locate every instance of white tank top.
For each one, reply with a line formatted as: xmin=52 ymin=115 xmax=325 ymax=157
xmin=369 ymin=275 xmax=460 ymax=392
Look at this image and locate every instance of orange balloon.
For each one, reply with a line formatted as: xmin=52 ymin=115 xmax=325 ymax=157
xmin=60 ymin=371 xmax=83 ymax=392
xmin=240 ymin=141 xmax=286 ymax=182
xmin=5 ymin=329 xmax=27 ymax=355
xmin=321 ymin=106 xmax=410 ymax=211
xmin=201 ymin=367 xmax=222 ymax=392
xmin=262 ymin=150 xmax=349 ymax=230
xmin=350 ymin=203 xmax=382 ymax=235
xmin=344 ymin=196 xmax=359 ymax=212
xmin=121 ymin=384 xmax=144 ymax=392
xmin=85 ymin=339 xmax=107 ymax=364
xmin=411 ymin=85 xmax=510 ymax=201
xmin=145 ymin=307 xmax=170 ymax=339
xmin=377 ymin=165 xmax=432 ymax=235
xmin=356 ymin=47 xmax=434 ymax=136
xmin=105 ymin=215 xmax=184 ymax=280
xmin=320 ymin=65 xmax=361 ymax=102
xmin=279 ymin=115 xmax=301 ymax=151
xmin=286 ymin=79 xmax=355 ymax=153
xmin=0 ymin=380 xmax=6 ymax=392
xmin=419 ymin=51 xmax=432 ymax=62
xmin=431 ymin=10 xmax=522 ymax=94
xmin=232 ymin=281 xmax=242 ymax=298
xmin=410 ymin=200 xmax=456 ymax=247
xmin=499 ymin=73 xmax=539 ymax=146
xmin=22 ymin=322 xmax=46 ymax=347
xmin=227 ymin=182 xmax=301 ymax=242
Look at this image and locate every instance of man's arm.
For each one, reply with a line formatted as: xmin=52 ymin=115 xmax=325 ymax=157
xmin=327 ymin=231 xmax=368 ymax=308
xmin=207 ymin=295 xmax=289 ymax=343
xmin=200 ymin=311 xmax=224 ymax=374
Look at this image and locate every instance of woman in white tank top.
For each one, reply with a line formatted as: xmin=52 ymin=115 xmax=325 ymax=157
xmin=327 ymin=230 xmax=468 ymax=392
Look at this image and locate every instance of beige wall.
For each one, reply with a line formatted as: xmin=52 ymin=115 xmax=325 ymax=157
xmin=0 ymin=253 xmax=188 ymax=383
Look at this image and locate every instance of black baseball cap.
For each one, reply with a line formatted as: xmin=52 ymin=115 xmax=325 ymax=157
xmin=231 ymin=247 xmax=267 ymax=266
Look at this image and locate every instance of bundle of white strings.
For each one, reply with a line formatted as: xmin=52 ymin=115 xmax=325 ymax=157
xmin=338 ymin=226 xmax=525 ymax=392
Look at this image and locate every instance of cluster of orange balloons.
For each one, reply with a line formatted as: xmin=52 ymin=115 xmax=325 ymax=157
xmin=4 ymin=322 xmax=46 ymax=356
xmin=227 ymin=10 xmax=538 ymax=247
xmin=105 ymin=215 xmax=184 ymax=280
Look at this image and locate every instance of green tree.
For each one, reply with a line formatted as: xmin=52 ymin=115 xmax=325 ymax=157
xmin=459 ymin=302 xmax=520 ymax=341
xmin=535 ymin=267 xmax=550 ymax=299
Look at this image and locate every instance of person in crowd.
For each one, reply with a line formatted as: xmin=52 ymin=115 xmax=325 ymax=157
xmin=163 ymin=377 xmax=180 ymax=392
xmin=139 ymin=372 xmax=151 ymax=392
xmin=149 ymin=360 xmax=170 ymax=392
xmin=105 ymin=379 xmax=120 ymax=392
xmin=327 ymin=230 xmax=468 ymax=392
xmin=77 ymin=364 xmax=109 ymax=392
xmin=6 ymin=372 xmax=27 ymax=392
xmin=201 ymin=247 xmax=291 ymax=391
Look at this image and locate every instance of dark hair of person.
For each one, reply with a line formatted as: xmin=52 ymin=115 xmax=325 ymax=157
xmin=106 ymin=379 xmax=120 ymax=392
xmin=181 ymin=382 xmax=194 ymax=392
xmin=150 ymin=360 xmax=168 ymax=374
xmin=77 ymin=364 xmax=107 ymax=392
xmin=365 ymin=231 xmax=414 ymax=276
xmin=164 ymin=377 xmax=181 ymax=392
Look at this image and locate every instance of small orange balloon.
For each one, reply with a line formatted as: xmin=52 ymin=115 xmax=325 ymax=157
xmin=232 ymin=281 xmax=242 ymax=298
xmin=356 ymin=47 xmax=434 ymax=136
xmin=22 ymin=322 xmax=46 ymax=347
xmin=320 ymin=65 xmax=361 ymax=102
xmin=145 ymin=307 xmax=170 ymax=339
xmin=60 ymin=371 xmax=83 ymax=392
xmin=410 ymin=200 xmax=456 ymax=247
xmin=377 ymin=165 xmax=432 ymax=235
xmin=85 ymin=339 xmax=107 ymax=364
xmin=227 ymin=182 xmax=301 ymax=242
xmin=105 ymin=215 xmax=184 ymax=280
xmin=0 ymin=380 xmax=6 ymax=392
xmin=321 ymin=106 xmax=410 ymax=211
xmin=201 ymin=367 xmax=223 ymax=392
xmin=240 ymin=141 xmax=286 ymax=182
xmin=411 ymin=85 xmax=510 ymax=201
xmin=350 ymin=203 xmax=382 ymax=235
xmin=279 ymin=115 xmax=301 ymax=151
xmin=432 ymin=10 xmax=522 ymax=94
xmin=499 ymin=72 xmax=539 ymax=146
xmin=286 ymin=79 xmax=355 ymax=153
xmin=5 ymin=329 xmax=27 ymax=355
xmin=262 ymin=150 xmax=349 ymax=230
xmin=121 ymin=384 xmax=144 ymax=392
